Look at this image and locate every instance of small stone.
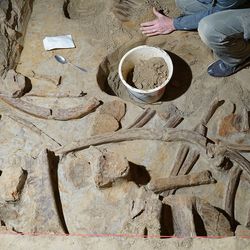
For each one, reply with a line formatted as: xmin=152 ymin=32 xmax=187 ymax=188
xmin=99 ymin=100 xmax=126 ymax=121
xmin=91 ymin=113 xmax=120 ymax=135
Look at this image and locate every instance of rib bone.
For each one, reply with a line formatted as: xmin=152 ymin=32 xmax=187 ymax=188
xmin=56 ymin=128 xmax=208 ymax=155
xmin=166 ymin=98 xmax=222 ymax=192
xmin=127 ymin=108 xmax=156 ymax=129
xmin=223 ymin=167 xmax=242 ymax=219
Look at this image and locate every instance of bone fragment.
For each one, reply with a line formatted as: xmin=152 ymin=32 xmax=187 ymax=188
xmin=52 ymin=97 xmax=101 ymax=120
xmin=0 ymin=94 xmax=51 ymax=118
xmin=165 ymin=98 xmax=222 ymax=196
xmin=223 ymin=167 xmax=242 ymax=219
xmin=241 ymin=108 xmax=249 ymax=132
xmin=28 ymin=150 xmax=65 ymax=232
xmin=148 ymin=170 xmax=216 ymax=193
xmin=163 ymin=195 xmax=197 ymax=237
xmin=162 ymin=145 xmax=190 ymax=196
xmin=0 ymin=95 xmax=101 ymax=120
xmin=194 ymin=123 xmax=207 ymax=136
xmin=167 ymin=150 xmax=200 ymax=195
xmin=200 ymin=97 xmax=223 ymax=126
xmin=169 ymin=145 xmax=189 ymax=176
xmin=88 ymin=147 xmax=130 ymax=188
xmin=224 ymin=149 xmax=250 ymax=178
xmin=127 ymin=108 xmax=156 ymax=128
xmin=226 ymin=143 xmax=250 ymax=152
xmin=164 ymin=114 xmax=183 ymax=128
xmin=25 ymin=92 xmax=87 ymax=98
xmin=27 ymin=71 xmax=61 ymax=85
xmin=210 ymin=138 xmax=250 ymax=152
xmin=177 ymin=149 xmax=200 ymax=176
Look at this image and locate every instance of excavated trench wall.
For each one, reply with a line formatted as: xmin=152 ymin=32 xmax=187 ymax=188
xmin=0 ymin=0 xmax=33 ymax=77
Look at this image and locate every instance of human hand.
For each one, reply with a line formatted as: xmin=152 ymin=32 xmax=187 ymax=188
xmin=140 ymin=7 xmax=175 ymax=36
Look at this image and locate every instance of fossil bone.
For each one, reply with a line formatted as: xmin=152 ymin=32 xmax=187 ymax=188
xmin=127 ymin=108 xmax=156 ymax=128
xmin=223 ymin=167 xmax=242 ymax=219
xmin=240 ymin=108 xmax=249 ymax=132
xmin=163 ymin=195 xmax=233 ymax=237
xmin=27 ymin=71 xmax=62 ymax=85
xmin=147 ymin=170 xmax=216 ymax=193
xmin=56 ymin=128 xmax=208 ymax=155
xmin=224 ymin=149 xmax=250 ymax=178
xmin=88 ymin=147 xmax=130 ymax=188
xmin=166 ymin=98 xmax=222 ymax=187
xmin=0 ymin=95 xmax=101 ymax=120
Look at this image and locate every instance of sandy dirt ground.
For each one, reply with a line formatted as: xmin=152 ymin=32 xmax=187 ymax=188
xmin=0 ymin=0 xmax=250 ymax=247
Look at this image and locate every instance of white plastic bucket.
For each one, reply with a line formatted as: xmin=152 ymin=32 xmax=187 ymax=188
xmin=118 ymin=45 xmax=173 ymax=103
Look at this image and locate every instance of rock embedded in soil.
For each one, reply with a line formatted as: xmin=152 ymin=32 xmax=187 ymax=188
xmin=90 ymin=113 xmax=120 ymax=135
xmin=98 ymin=100 xmax=126 ymax=121
xmin=0 ymin=70 xmax=28 ymax=97
xmin=130 ymin=57 xmax=168 ymax=90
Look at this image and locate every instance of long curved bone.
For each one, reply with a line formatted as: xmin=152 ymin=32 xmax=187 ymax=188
xmin=0 ymin=95 xmax=101 ymax=120
xmin=55 ymin=128 xmax=208 ymax=155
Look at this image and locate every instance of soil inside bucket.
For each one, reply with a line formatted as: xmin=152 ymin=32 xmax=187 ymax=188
xmin=127 ymin=57 xmax=168 ymax=90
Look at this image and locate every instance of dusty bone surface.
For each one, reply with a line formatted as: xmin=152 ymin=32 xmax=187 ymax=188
xmin=0 ymin=0 xmax=250 ymax=240
xmin=88 ymin=146 xmax=130 ymax=188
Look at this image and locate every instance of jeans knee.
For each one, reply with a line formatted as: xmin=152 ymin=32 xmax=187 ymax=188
xmin=175 ymin=0 xmax=189 ymax=12
xmin=175 ymin=0 xmax=182 ymax=10
xmin=198 ymin=16 xmax=216 ymax=46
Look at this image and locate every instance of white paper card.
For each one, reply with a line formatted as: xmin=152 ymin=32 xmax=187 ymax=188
xmin=43 ymin=35 xmax=75 ymax=51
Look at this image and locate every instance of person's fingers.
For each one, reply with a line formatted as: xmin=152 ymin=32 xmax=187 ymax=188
xmin=140 ymin=25 xmax=158 ymax=33
xmin=140 ymin=20 xmax=156 ymax=27
xmin=141 ymin=27 xmax=160 ymax=34
xmin=152 ymin=7 xmax=162 ymax=18
xmin=144 ymin=30 xmax=161 ymax=37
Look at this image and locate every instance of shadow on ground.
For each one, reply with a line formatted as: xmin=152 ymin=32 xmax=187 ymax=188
xmin=161 ymin=51 xmax=193 ymax=102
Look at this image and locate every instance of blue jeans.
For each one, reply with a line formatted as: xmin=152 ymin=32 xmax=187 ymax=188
xmin=174 ymin=0 xmax=248 ymax=29
xmin=174 ymin=0 xmax=250 ymax=66
xmin=198 ymin=9 xmax=250 ymax=66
